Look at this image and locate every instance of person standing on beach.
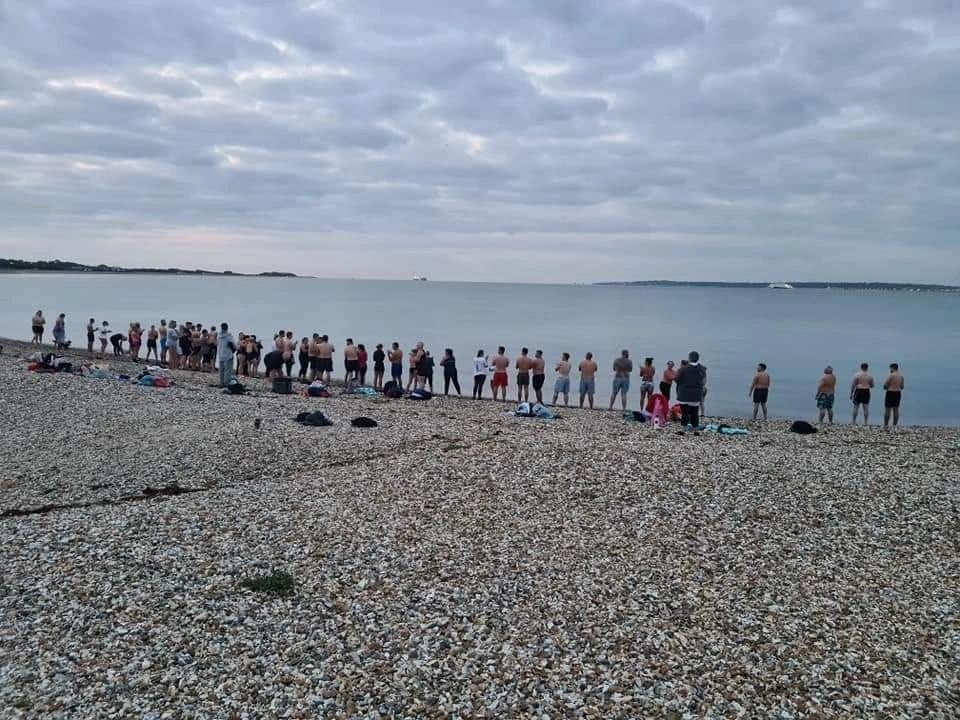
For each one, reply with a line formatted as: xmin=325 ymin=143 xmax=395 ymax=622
xmin=52 ymin=313 xmax=67 ymax=350
xmin=609 ymin=350 xmax=632 ymax=411
xmin=31 ymin=311 xmax=45 ymax=344
xmin=816 ymin=366 xmax=837 ymax=424
xmin=441 ymin=348 xmax=461 ymax=396
xmin=373 ymin=344 xmax=386 ymax=390
xmin=308 ymin=334 xmax=321 ymax=380
xmin=883 ymin=363 xmax=905 ymax=429
xmin=282 ymin=331 xmax=294 ymax=377
xmin=639 ymin=358 xmax=656 ymax=407
xmin=850 ymin=362 xmax=875 ymax=425
xmin=490 ymin=347 xmax=510 ymax=401
xmin=516 ymin=348 xmax=533 ymax=403
xmin=660 ymin=360 xmax=676 ymax=401
xmin=419 ymin=349 xmax=435 ymax=391
xmin=531 ymin=350 xmax=546 ymax=405
xmin=98 ymin=320 xmax=111 ymax=357
xmin=217 ymin=323 xmax=236 ymax=387
xmin=146 ymin=325 xmax=159 ymax=362
xmin=749 ymin=363 xmax=771 ymax=420
xmin=553 ymin=353 xmax=572 ymax=406
xmin=675 ymin=351 xmax=706 ymax=428
xmin=165 ymin=321 xmax=179 ymax=368
xmin=389 ymin=343 xmax=403 ymax=387
xmin=357 ymin=344 xmax=369 ymax=386
xmin=129 ymin=323 xmax=142 ymax=361
xmin=407 ymin=344 xmax=423 ymax=391
xmin=579 ymin=352 xmax=598 ymax=409
xmin=344 ymin=338 xmax=359 ymax=383
xmin=472 ymin=350 xmax=489 ymax=399
xmin=317 ymin=335 xmax=334 ymax=384
xmin=158 ymin=319 xmax=167 ymax=363
xmin=298 ymin=337 xmax=310 ymax=380
xmin=86 ymin=318 xmax=96 ymax=353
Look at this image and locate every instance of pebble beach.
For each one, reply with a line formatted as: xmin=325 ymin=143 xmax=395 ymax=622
xmin=0 ymin=338 xmax=958 ymax=718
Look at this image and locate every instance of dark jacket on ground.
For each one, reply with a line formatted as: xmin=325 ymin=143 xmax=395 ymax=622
xmin=675 ymin=363 xmax=707 ymax=404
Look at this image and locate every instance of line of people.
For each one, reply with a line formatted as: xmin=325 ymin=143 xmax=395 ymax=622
xmin=30 ymin=310 xmax=907 ymax=426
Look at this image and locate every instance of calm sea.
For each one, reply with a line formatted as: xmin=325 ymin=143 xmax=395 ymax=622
xmin=2 ymin=274 xmax=958 ymax=426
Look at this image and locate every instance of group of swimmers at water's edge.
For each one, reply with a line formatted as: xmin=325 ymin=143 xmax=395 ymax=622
xmin=28 ymin=310 xmax=908 ymax=428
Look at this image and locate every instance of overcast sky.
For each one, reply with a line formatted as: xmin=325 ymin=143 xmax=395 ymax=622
xmin=1 ymin=1 xmax=958 ymax=282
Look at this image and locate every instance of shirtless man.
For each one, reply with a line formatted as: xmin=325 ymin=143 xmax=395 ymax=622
xmin=816 ymin=366 xmax=837 ymax=424
xmin=531 ymin=350 xmax=546 ymax=405
xmin=490 ymin=346 xmax=510 ymax=401
xmin=639 ymin=358 xmax=656 ymax=407
xmin=344 ymin=338 xmax=359 ymax=384
xmin=410 ymin=342 xmax=426 ymax=390
xmin=406 ymin=345 xmax=420 ymax=391
xmin=282 ymin=331 xmax=295 ymax=377
xmin=552 ymin=353 xmax=572 ymax=406
xmin=516 ymin=348 xmax=534 ymax=403
xmin=578 ymin=352 xmax=598 ymax=409
xmin=317 ymin=335 xmax=335 ymax=384
xmin=308 ymin=334 xmax=321 ymax=381
xmin=389 ymin=343 xmax=403 ymax=386
xmin=850 ymin=362 xmax=875 ymax=425
xmin=146 ymin=324 xmax=159 ymax=362
xmin=883 ymin=363 xmax=905 ymax=429
xmin=609 ymin=350 xmax=632 ymax=411
xmin=749 ymin=362 xmax=771 ymax=421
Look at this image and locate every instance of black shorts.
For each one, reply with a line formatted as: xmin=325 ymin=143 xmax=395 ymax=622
xmin=33 ymin=325 xmax=43 ymax=335
xmin=884 ymin=391 xmax=901 ymax=409
xmin=532 ymin=374 xmax=545 ymax=390
xmin=310 ymin=357 xmax=321 ymax=371
xmin=147 ymin=339 xmax=157 ymax=349
xmin=753 ymin=388 xmax=768 ymax=404
xmin=374 ymin=363 xmax=385 ymax=373
xmin=345 ymin=359 xmax=359 ymax=372
xmin=318 ymin=358 xmax=333 ymax=373
xmin=853 ymin=388 xmax=871 ymax=405
xmin=87 ymin=332 xmax=95 ymax=343
xmin=517 ymin=373 xmax=530 ymax=387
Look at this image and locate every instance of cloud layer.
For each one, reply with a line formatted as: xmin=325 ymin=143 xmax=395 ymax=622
xmin=1 ymin=0 xmax=958 ymax=281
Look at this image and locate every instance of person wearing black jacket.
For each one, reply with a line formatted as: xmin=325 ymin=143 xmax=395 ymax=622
xmin=440 ymin=348 xmax=461 ymax=396
xmin=675 ymin=351 xmax=707 ymax=428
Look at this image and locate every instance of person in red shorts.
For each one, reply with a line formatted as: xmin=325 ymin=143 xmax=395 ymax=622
xmin=490 ymin=346 xmax=510 ymax=401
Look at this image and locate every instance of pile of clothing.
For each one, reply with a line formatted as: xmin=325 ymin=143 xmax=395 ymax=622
xmin=510 ymin=402 xmax=555 ymax=419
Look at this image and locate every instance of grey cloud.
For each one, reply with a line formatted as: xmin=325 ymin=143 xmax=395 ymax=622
xmin=0 ymin=0 xmax=958 ymax=282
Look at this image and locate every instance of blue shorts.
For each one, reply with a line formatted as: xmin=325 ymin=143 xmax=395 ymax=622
xmin=612 ymin=377 xmax=630 ymax=396
xmin=554 ymin=376 xmax=570 ymax=395
xmin=579 ymin=378 xmax=596 ymax=396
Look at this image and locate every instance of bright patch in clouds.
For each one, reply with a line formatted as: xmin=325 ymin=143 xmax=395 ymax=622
xmin=0 ymin=0 xmax=958 ymax=282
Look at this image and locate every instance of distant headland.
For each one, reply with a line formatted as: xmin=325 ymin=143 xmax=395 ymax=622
xmin=596 ymin=280 xmax=959 ymax=293
xmin=0 ymin=258 xmax=300 ymax=278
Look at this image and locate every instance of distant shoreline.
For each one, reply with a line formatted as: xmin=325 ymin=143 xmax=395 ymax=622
xmin=0 ymin=258 xmax=301 ymax=278
xmin=596 ymin=281 xmax=960 ymax=293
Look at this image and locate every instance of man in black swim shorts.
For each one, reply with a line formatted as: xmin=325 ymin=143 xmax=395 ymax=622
xmin=850 ymin=362 xmax=875 ymax=425
xmin=883 ymin=363 xmax=905 ymax=429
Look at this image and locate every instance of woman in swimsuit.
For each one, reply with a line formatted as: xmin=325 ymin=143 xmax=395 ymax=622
xmin=372 ymin=344 xmax=386 ymax=391
xmin=129 ymin=323 xmax=142 ymax=361
xmin=298 ymin=337 xmax=310 ymax=380
xmin=246 ymin=335 xmax=262 ymax=378
xmin=31 ymin=311 xmax=45 ymax=344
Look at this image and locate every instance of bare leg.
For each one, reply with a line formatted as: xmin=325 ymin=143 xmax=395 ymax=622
xmin=753 ymin=403 xmax=759 ymax=420
xmin=893 ymin=408 xmax=899 ymax=426
xmin=761 ymin=403 xmax=767 ymax=420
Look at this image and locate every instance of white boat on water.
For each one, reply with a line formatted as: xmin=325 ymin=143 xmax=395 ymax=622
xmin=412 ymin=276 xmax=428 ymax=281
xmin=767 ymin=282 xmax=794 ymax=289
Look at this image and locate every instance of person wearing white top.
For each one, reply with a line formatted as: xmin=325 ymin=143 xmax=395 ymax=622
xmin=98 ymin=321 xmax=111 ymax=356
xmin=472 ymin=350 xmax=489 ymax=400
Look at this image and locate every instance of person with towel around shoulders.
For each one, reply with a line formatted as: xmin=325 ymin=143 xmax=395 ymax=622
xmin=675 ymin=351 xmax=707 ymax=428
